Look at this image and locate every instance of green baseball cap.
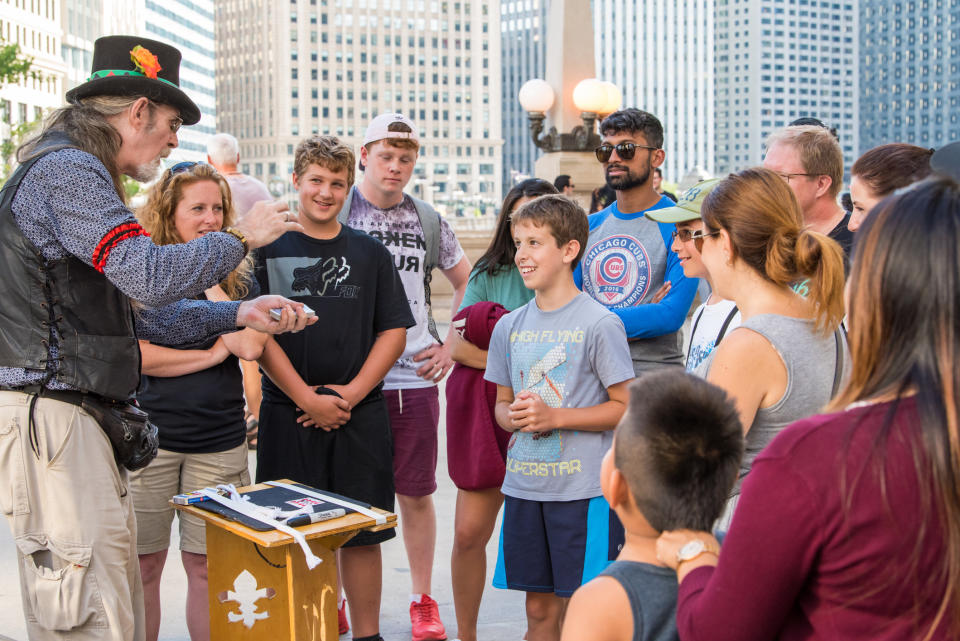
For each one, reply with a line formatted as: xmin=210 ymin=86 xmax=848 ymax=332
xmin=646 ymin=178 xmax=723 ymax=224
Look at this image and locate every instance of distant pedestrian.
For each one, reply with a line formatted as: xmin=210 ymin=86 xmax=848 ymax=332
xmin=652 ymin=167 xmax=677 ymax=202
xmin=553 ymin=174 xmax=575 ymax=195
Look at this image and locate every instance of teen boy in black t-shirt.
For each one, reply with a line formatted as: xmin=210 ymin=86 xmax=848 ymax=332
xmin=254 ymin=136 xmax=414 ymax=641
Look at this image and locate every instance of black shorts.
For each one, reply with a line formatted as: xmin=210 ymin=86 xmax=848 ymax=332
xmin=256 ymin=394 xmax=395 ymax=547
xmin=493 ymin=495 xmax=624 ymax=597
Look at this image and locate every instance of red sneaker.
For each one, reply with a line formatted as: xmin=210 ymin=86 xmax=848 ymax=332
xmin=410 ymin=594 xmax=446 ymax=641
xmin=338 ymin=600 xmax=350 ymax=636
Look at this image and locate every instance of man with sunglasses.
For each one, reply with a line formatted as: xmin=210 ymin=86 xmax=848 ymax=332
xmin=0 ymin=36 xmax=311 ymax=641
xmin=574 ymin=108 xmax=698 ymax=375
xmin=762 ymin=124 xmax=853 ymax=266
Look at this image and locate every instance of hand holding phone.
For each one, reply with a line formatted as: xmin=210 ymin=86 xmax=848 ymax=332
xmin=269 ymin=305 xmax=316 ymax=321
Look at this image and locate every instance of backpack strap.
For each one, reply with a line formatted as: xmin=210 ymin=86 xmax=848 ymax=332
xmin=410 ymin=194 xmax=443 ymax=343
xmin=685 ymin=306 xmax=707 ymax=364
xmin=337 ymin=187 xmax=355 ymax=225
xmin=716 ymin=305 xmax=740 ymax=344
xmin=831 ymin=327 xmax=844 ymax=397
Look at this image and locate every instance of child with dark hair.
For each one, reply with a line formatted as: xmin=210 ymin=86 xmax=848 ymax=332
xmin=485 ymin=194 xmax=635 ymax=641
xmin=561 ymin=370 xmax=743 ymax=641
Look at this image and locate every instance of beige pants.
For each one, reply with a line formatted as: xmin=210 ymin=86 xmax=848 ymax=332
xmin=0 ymin=391 xmax=145 ymax=641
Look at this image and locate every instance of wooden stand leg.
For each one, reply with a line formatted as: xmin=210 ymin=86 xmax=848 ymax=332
xmin=287 ymin=533 xmax=356 ymax=641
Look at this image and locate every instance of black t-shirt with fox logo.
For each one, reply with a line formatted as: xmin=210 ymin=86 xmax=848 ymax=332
xmin=254 ymin=225 xmax=414 ymax=406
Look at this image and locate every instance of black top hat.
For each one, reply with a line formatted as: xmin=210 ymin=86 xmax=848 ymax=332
xmin=65 ymin=35 xmax=201 ymax=125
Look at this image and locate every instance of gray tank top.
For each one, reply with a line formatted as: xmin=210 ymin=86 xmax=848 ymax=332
xmin=598 ymin=561 xmax=678 ymax=641
xmin=724 ymin=314 xmax=848 ymax=496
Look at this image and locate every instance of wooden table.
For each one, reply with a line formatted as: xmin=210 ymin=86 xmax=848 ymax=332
xmin=172 ymin=480 xmax=397 ymax=641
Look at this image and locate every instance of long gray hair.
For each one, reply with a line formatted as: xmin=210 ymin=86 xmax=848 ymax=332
xmin=18 ymin=95 xmax=151 ymax=202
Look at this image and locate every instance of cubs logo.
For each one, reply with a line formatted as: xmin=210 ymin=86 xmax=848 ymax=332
xmin=583 ymin=234 xmax=650 ymax=308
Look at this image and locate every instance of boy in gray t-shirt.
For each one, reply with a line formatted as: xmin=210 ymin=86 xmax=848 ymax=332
xmin=484 ymin=195 xmax=635 ymax=641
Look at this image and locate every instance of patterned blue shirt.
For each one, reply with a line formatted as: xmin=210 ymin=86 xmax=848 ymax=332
xmin=1 ymin=148 xmax=245 ymax=389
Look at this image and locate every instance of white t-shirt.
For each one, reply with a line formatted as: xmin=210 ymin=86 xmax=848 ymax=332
xmin=347 ymin=188 xmax=464 ymax=389
xmin=686 ymin=298 xmax=741 ymax=378
xmin=224 ymin=173 xmax=273 ymax=217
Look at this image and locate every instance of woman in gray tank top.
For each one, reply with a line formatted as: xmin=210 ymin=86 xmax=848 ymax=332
xmin=694 ymin=168 xmax=848 ymax=529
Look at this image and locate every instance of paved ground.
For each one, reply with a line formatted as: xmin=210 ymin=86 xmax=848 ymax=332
xmin=0 ymin=364 xmax=527 ymax=641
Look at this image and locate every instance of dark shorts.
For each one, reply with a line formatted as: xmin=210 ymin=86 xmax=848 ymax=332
xmin=493 ymin=495 xmax=624 ymax=597
xmin=255 ymin=395 xmax=395 ymax=547
xmin=383 ymin=386 xmax=440 ymax=497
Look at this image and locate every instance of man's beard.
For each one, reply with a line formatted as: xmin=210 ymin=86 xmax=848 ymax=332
xmin=130 ymin=155 xmax=163 ymax=183
xmin=605 ymin=164 xmax=650 ymax=192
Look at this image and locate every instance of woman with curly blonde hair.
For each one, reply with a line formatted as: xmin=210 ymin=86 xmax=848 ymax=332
xmin=131 ymin=161 xmax=267 ymax=641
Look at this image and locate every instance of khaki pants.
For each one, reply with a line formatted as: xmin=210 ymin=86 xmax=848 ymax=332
xmin=0 ymin=391 xmax=145 ymax=641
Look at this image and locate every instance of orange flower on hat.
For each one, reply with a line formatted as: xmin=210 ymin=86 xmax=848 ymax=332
xmin=130 ymin=45 xmax=162 ymax=80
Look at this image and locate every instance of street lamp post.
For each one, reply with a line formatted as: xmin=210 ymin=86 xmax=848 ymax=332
xmin=515 ymin=0 xmax=623 ymax=208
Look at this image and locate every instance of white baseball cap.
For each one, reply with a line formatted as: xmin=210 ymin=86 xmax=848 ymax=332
xmin=362 ymin=113 xmax=420 ymax=147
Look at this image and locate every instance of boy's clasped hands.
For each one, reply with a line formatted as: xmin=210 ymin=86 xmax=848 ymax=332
xmin=506 ymin=390 xmax=557 ymax=433
xmin=296 ymin=384 xmax=357 ymax=431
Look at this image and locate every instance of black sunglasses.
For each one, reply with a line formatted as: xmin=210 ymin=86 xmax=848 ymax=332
xmin=169 ymin=161 xmax=201 ymax=174
xmin=595 ymin=142 xmax=659 ymax=163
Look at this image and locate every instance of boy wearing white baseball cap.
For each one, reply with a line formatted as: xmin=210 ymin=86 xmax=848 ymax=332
xmin=338 ymin=113 xmax=472 ymax=641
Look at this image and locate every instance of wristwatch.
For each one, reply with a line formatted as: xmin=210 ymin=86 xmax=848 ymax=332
xmin=222 ymin=226 xmax=249 ymax=254
xmin=676 ymin=539 xmax=719 ymax=565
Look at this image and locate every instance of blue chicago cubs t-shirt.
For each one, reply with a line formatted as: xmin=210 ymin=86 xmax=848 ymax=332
xmin=484 ymin=293 xmax=635 ymax=501
xmin=576 ymin=197 xmax=695 ymax=373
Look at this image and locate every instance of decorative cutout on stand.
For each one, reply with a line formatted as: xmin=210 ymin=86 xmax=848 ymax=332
xmin=218 ymin=569 xmax=277 ymax=629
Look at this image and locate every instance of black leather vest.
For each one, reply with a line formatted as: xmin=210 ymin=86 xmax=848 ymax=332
xmin=0 ymin=133 xmax=140 ymax=401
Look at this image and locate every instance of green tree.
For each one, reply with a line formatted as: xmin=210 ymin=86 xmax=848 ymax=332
xmin=0 ymin=37 xmax=36 ymax=88
xmin=0 ymin=37 xmax=40 ymax=182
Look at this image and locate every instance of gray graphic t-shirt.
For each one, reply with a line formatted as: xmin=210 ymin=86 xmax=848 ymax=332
xmin=485 ymin=293 xmax=635 ymax=501
xmin=347 ymin=187 xmax=464 ymax=389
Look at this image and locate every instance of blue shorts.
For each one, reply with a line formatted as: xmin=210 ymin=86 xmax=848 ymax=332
xmin=493 ymin=495 xmax=624 ymax=597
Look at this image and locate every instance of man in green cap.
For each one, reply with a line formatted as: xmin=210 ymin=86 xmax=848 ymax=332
xmin=645 ymin=178 xmax=741 ymax=376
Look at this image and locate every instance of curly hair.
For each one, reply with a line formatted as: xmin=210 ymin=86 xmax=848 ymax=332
xmin=137 ymin=162 xmax=254 ymax=300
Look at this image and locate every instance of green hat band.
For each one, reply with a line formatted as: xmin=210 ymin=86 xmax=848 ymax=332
xmin=85 ymin=69 xmax=178 ymax=89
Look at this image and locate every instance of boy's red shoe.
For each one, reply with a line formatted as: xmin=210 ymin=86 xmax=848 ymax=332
xmin=410 ymin=594 xmax=446 ymax=641
xmin=338 ymin=600 xmax=349 ymax=636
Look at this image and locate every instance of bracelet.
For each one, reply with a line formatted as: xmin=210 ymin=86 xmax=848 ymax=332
xmin=222 ymin=227 xmax=249 ymax=254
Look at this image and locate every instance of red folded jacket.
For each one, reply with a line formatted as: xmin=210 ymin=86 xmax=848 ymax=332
xmin=445 ymin=301 xmax=511 ymax=491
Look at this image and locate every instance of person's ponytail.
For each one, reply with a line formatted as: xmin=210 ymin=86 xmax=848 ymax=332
xmin=793 ymin=229 xmax=845 ymax=332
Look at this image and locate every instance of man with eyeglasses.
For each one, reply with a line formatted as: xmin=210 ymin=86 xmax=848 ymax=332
xmin=574 ymin=108 xmax=698 ymax=374
xmin=0 ymin=36 xmax=312 ymax=641
xmin=762 ymin=125 xmax=853 ymax=266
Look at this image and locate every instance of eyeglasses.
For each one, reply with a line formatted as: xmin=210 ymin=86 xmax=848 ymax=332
xmin=775 ymin=172 xmax=818 ymax=184
xmin=671 ymin=228 xmax=720 ymax=243
xmin=169 ymin=161 xmax=201 ymax=175
xmin=147 ymin=100 xmax=183 ymax=134
xmin=594 ymin=142 xmax=659 ymax=163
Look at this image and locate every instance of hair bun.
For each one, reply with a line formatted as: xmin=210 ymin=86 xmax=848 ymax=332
xmin=794 ymin=229 xmax=826 ymax=276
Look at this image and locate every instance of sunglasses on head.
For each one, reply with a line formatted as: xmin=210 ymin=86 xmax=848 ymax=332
xmin=595 ymin=142 xmax=659 ymax=163
xmin=169 ymin=161 xmax=201 ymax=175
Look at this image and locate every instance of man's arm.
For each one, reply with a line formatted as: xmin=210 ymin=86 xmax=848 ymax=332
xmin=413 ymin=255 xmax=473 ymax=382
xmin=138 ymin=339 xmax=230 ymax=377
xmin=506 ymin=380 xmax=631 ymax=433
xmin=609 ymin=224 xmax=698 ymax=339
xmin=325 ymin=327 xmax=406 ymax=409
xmin=561 ymin=577 xmax=633 ymax=641
xmin=257 ymin=338 xmax=350 ymax=430
xmin=136 ymin=295 xmax=316 ymax=346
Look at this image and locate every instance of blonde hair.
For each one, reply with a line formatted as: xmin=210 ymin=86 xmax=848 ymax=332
xmin=701 ymin=167 xmax=845 ymax=333
xmin=294 ymin=135 xmax=356 ymax=186
xmin=137 ymin=163 xmax=253 ymax=300
xmin=766 ymin=125 xmax=845 ymax=198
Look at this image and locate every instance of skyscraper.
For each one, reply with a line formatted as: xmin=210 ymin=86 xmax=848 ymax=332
xmin=216 ymin=0 xmax=504 ymax=211
xmin=500 ymin=0 xmax=548 ymax=191
xmin=143 ymin=0 xmax=217 ymax=158
xmin=714 ymin=0 xmax=859 ymax=175
xmin=593 ymin=0 xmax=715 ymax=184
xmin=859 ymin=0 xmax=958 ymax=153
